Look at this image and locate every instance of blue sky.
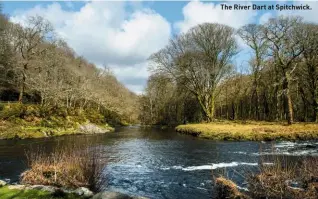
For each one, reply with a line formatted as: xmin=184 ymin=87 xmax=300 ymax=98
xmin=2 ymin=1 xmax=317 ymax=93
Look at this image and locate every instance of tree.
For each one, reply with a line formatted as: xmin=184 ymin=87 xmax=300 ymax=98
xmin=12 ymin=15 xmax=55 ymax=102
xmin=263 ymin=16 xmax=304 ymax=124
xmin=150 ymin=23 xmax=238 ymax=121
xmin=238 ymin=24 xmax=268 ymax=120
xmin=299 ymin=23 xmax=318 ymax=121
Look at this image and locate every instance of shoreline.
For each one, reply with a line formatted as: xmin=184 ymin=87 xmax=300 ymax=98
xmin=0 ymin=121 xmax=115 ymax=140
xmin=176 ymin=121 xmax=318 ymax=141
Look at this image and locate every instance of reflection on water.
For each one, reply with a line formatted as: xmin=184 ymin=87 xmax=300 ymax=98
xmin=0 ymin=126 xmax=317 ymax=199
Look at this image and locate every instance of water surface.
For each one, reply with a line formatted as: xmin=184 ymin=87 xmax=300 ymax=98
xmin=0 ymin=126 xmax=317 ymax=198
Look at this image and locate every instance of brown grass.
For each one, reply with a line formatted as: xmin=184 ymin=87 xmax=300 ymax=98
xmin=21 ymin=140 xmax=107 ymax=192
xmin=213 ymin=177 xmax=250 ymax=199
xmin=247 ymin=157 xmax=318 ymax=199
xmin=176 ymin=121 xmax=318 ymax=141
xmin=213 ymin=158 xmax=318 ymax=199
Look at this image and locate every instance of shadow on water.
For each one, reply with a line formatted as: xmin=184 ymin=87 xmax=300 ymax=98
xmin=0 ymin=126 xmax=317 ymax=198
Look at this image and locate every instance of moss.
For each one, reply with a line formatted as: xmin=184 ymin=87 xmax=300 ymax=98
xmin=0 ymin=186 xmax=83 ymax=199
xmin=0 ymin=103 xmax=115 ymax=140
xmin=176 ymin=121 xmax=318 ymax=141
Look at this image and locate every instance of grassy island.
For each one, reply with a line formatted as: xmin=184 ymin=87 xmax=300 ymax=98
xmin=176 ymin=121 xmax=318 ymax=141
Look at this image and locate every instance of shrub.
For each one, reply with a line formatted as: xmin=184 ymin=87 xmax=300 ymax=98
xmin=213 ymin=177 xmax=250 ymax=199
xmin=0 ymin=103 xmax=23 ymax=119
xmin=84 ymin=109 xmax=104 ymax=124
xmin=213 ymin=158 xmax=318 ymax=199
xmin=247 ymin=158 xmax=318 ymax=199
xmin=21 ymin=140 xmax=107 ymax=192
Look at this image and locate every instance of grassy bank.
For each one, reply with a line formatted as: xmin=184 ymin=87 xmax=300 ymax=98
xmin=0 ymin=186 xmax=82 ymax=199
xmin=0 ymin=103 xmax=114 ymax=139
xmin=176 ymin=121 xmax=318 ymax=141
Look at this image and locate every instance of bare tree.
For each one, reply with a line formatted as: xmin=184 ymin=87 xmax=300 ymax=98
xmin=300 ymin=23 xmax=318 ymax=121
xmin=238 ymin=24 xmax=268 ymax=120
xmin=150 ymin=23 xmax=237 ymax=121
xmin=12 ymin=15 xmax=55 ymax=102
xmin=263 ymin=16 xmax=304 ymax=124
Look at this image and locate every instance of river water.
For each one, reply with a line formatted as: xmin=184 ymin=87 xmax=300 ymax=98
xmin=0 ymin=126 xmax=317 ymax=198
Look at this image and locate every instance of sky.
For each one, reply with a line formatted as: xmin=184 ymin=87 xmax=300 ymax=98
xmin=1 ymin=0 xmax=318 ymax=94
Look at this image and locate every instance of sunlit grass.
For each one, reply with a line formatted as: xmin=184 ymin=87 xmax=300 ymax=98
xmin=0 ymin=186 xmax=81 ymax=199
xmin=176 ymin=121 xmax=318 ymax=141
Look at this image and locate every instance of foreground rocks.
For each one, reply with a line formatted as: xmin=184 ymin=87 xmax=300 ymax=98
xmin=92 ymin=191 xmax=148 ymax=199
xmin=5 ymin=183 xmax=148 ymax=199
xmin=0 ymin=180 xmax=7 ymax=187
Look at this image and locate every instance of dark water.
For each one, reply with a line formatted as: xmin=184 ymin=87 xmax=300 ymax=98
xmin=0 ymin=126 xmax=317 ymax=199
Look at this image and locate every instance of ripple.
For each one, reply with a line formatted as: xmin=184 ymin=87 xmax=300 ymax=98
xmin=161 ymin=162 xmax=259 ymax=171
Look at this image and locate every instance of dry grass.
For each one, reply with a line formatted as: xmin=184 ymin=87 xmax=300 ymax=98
xmin=213 ymin=177 xmax=249 ymax=199
xmin=213 ymin=158 xmax=318 ymax=199
xmin=21 ymin=140 xmax=107 ymax=192
xmin=176 ymin=121 xmax=318 ymax=141
xmin=247 ymin=157 xmax=318 ymax=199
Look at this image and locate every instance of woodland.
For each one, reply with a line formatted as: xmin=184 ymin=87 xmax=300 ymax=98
xmin=140 ymin=15 xmax=318 ymax=126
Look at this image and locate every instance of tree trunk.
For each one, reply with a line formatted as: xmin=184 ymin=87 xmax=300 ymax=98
xmin=283 ymin=75 xmax=294 ymax=125
xmin=18 ymin=64 xmax=27 ymax=103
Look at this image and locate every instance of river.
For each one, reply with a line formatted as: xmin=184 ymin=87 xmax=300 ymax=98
xmin=0 ymin=126 xmax=317 ymax=198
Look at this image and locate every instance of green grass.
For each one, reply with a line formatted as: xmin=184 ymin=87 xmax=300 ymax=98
xmin=0 ymin=186 xmax=82 ymax=199
xmin=176 ymin=121 xmax=318 ymax=141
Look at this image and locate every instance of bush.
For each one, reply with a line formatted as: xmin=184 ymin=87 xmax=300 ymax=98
xmin=213 ymin=177 xmax=249 ymax=199
xmin=0 ymin=103 xmax=5 ymax=111
xmin=213 ymin=158 xmax=318 ymax=199
xmin=84 ymin=109 xmax=104 ymax=124
xmin=0 ymin=103 xmax=23 ymax=119
xmin=246 ymin=158 xmax=317 ymax=199
xmin=21 ymin=140 xmax=107 ymax=192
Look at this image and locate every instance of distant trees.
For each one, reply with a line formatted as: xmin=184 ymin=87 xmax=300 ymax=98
xmin=149 ymin=23 xmax=237 ymax=122
xmin=140 ymin=15 xmax=318 ymax=125
xmin=0 ymin=13 xmax=139 ymax=124
xmin=238 ymin=24 xmax=268 ymax=120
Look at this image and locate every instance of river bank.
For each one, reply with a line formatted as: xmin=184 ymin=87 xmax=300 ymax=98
xmin=0 ymin=183 xmax=148 ymax=199
xmin=176 ymin=121 xmax=318 ymax=141
xmin=0 ymin=103 xmax=114 ymax=139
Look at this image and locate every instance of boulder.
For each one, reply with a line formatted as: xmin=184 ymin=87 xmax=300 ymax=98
xmin=27 ymin=185 xmax=57 ymax=192
xmin=79 ymin=124 xmax=110 ymax=134
xmin=74 ymin=187 xmax=94 ymax=198
xmin=7 ymin=184 xmax=26 ymax=190
xmin=92 ymin=191 xmax=149 ymax=199
xmin=0 ymin=180 xmax=6 ymax=187
xmin=92 ymin=192 xmax=132 ymax=199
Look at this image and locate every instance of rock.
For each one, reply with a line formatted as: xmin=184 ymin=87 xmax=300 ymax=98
xmin=92 ymin=191 xmax=132 ymax=199
xmin=27 ymin=185 xmax=57 ymax=192
xmin=0 ymin=180 xmax=6 ymax=187
xmin=79 ymin=124 xmax=110 ymax=134
xmin=7 ymin=184 xmax=26 ymax=190
xmin=92 ymin=191 xmax=149 ymax=199
xmin=74 ymin=187 xmax=94 ymax=198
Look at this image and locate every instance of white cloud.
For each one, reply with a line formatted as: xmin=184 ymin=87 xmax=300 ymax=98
xmin=10 ymin=2 xmax=171 ymax=94
xmin=174 ymin=1 xmax=258 ymax=33
xmin=279 ymin=1 xmax=318 ymax=23
xmin=259 ymin=12 xmax=273 ymax=24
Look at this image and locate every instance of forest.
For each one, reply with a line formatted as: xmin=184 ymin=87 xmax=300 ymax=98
xmin=139 ymin=15 xmax=318 ymax=126
xmin=0 ymin=5 xmax=139 ymax=130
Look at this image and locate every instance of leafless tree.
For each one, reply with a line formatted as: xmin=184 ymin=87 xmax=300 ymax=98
xmin=150 ymin=23 xmax=238 ymax=121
